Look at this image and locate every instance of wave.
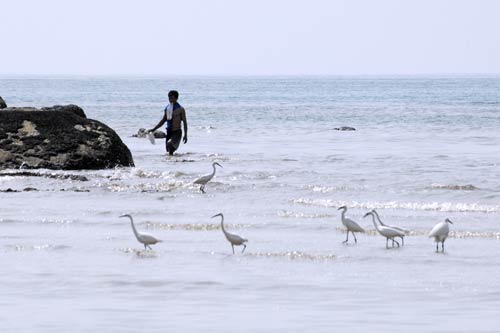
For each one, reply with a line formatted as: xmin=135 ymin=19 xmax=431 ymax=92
xmin=247 ymin=251 xmax=338 ymax=261
xmin=145 ymin=222 xmax=251 ymax=231
xmin=292 ymin=198 xmax=500 ymax=213
xmin=305 ymin=184 xmax=360 ymax=193
xmin=119 ymin=247 xmax=159 ymax=258
xmin=278 ymin=210 xmax=335 ymax=219
xmin=427 ymin=184 xmax=480 ymax=191
xmin=5 ymin=244 xmax=71 ymax=251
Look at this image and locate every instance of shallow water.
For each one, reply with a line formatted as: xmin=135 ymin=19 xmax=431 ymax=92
xmin=1 ymin=76 xmax=500 ymax=331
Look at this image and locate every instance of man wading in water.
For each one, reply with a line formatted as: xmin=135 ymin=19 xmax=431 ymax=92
xmin=149 ymin=90 xmax=188 ymax=155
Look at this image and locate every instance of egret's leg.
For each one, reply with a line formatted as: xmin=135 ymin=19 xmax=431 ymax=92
xmin=200 ymin=185 xmax=206 ymax=193
xmin=386 ymin=238 xmax=389 ymax=249
xmin=436 ymin=242 xmax=439 ymax=252
xmin=241 ymin=244 xmax=247 ymax=253
xmin=144 ymin=244 xmax=147 ymax=250
xmin=352 ymin=232 xmax=358 ymax=243
xmin=442 ymin=240 xmax=445 ymax=252
xmin=343 ymin=230 xmax=349 ymax=244
xmin=401 ymin=236 xmax=405 ymax=246
xmin=391 ymin=239 xmax=395 ymax=247
xmin=394 ymin=239 xmax=400 ymax=247
xmin=232 ymin=244 xmax=235 ymax=254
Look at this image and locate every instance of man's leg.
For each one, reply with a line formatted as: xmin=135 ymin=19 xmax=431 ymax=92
xmin=165 ymin=130 xmax=172 ymax=155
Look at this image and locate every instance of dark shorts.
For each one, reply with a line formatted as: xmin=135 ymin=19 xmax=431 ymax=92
xmin=166 ymin=129 xmax=182 ymax=154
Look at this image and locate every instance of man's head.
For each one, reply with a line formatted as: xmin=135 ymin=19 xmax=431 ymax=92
xmin=168 ymin=90 xmax=179 ymax=103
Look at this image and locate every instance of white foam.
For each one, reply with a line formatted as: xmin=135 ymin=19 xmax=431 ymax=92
xmin=292 ymin=198 xmax=500 ymax=213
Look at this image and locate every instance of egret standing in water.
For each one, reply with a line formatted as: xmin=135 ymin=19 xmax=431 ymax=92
xmin=371 ymin=209 xmax=409 ymax=245
xmin=364 ymin=211 xmax=405 ymax=249
xmin=337 ymin=206 xmax=365 ymax=244
xmin=194 ymin=162 xmax=223 ymax=193
xmin=119 ymin=214 xmax=162 ymax=250
xmin=211 ymin=213 xmax=247 ymax=254
xmin=429 ymin=218 xmax=453 ymax=252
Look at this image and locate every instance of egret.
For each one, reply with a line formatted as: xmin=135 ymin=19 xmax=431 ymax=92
xmin=371 ymin=209 xmax=409 ymax=245
xmin=193 ymin=162 xmax=223 ymax=193
xmin=119 ymin=214 xmax=162 ymax=250
xmin=429 ymin=218 xmax=453 ymax=252
xmin=337 ymin=206 xmax=365 ymax=244
xmin=364 ymin=211 xmax=405 ymax=248
xmin=211 ymin=213 xmax=247 ymax=254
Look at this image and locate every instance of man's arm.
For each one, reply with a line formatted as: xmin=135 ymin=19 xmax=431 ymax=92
xmin=149 ymin=111 xmax=168 ymax=132
xmin=181 ymin=108 xmax=188 ymax=144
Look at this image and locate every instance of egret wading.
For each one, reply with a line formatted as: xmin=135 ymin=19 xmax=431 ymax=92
xmin=337 ymin=206 xmax=365 ymax=244
xmin=371 ymin=209 xmax=409 ymax=246
xmin=429 ymin=218 xmax=453 ymax=252
xmin=194 ymin=162 xmax=223 ymax=193
xmin=364 ymin=211 xmax=405 ymax=249
xmin=119 ymin=214 xmax=162 ymax=250
xmin=211 ymin=213 xmax=247 ymax=254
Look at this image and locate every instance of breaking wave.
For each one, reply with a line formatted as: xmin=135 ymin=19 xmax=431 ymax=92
xmin=426 ymin=184 xmax=480 ymax=191
xmin=292 ymin=198 xmax=500 ymax=213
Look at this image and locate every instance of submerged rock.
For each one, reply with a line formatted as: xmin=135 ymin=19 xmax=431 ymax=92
xmin=0 ymin=96 xmax=6 ymax=109
xmin=334 ymin=126 xmax=356 ymax=131
xmin=0 ymin=105 xmax=134 ymax=170
xmin=0 ymin=171 xmax=89 ymax=181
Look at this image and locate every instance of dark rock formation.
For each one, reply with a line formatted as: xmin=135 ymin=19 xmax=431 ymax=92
xmin=3 ymin=104 xmax=87 ymax=119
xmin=0 ymin=171 xmax=88 ymax=181
xmin=0 ymin=106 xmax=134 ymax=170
xmin=0 ymin=96 xmax=6 ymax=109
xmin=133 ymin=128 xmax=166 ymax=139
xmin=42 ymin=104 xmax=87 ymax=118
xmin=334 ymin=126 xmax=356 ymax=131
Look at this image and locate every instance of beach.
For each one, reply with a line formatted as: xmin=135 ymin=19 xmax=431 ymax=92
xmin=1 ymin=76 xmax=500 ymax=331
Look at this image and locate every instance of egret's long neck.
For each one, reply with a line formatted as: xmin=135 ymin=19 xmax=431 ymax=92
xmin=220 ymin=216 xmax=228 ymax=235
xmin=373 ymin=212 xmax=384 ymax=226
xmin=340 ymin=209 xmax=346 ymax=220
xmin=127 ymin=216 xmax=140 ymax=239
xmin=369 ymin=214 xmax=379 ymax=230
xmin=211 ymin=164 xmax=217 ymax=178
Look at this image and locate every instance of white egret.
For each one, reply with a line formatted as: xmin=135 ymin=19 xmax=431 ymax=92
xmin=429 ymin=218 xmax=453 ymax=252
xmin=371 ymin=209 xmax=409 ymax=245
xmin=364 ymin=211 xmax=405 ymax=248
xmin=211 ymin=213 xmax=247 ymax=254
xmin=194 ymin=162 xmax=223 ymax=193
xmin=119 ymin=214 xmax=162 ymax=250
xmin=337 ymin=206 xmax=365 ymax=244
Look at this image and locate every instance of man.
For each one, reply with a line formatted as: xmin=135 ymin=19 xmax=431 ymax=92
xmin=149 ymin=90 xmax=188 ymax=155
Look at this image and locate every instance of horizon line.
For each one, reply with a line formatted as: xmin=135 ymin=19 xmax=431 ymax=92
xmin=2 ymin=72 xmax=500 ymax=78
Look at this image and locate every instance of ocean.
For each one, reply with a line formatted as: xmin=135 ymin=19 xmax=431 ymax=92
xmin=1 ymin=76 xmax=500 ymax=332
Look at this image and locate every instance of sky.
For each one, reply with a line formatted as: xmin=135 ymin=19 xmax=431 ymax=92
xmin=1 ymin=0 xmax=500 ymax=75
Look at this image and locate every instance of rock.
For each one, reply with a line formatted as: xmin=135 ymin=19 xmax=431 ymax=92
xmin=0 ymin=106 xmax=134 ymax=170
xmin=42 ymin=105 xmax=87 ymax=118
xmin=0 ymin=171 xmax=89 ymax=181
xmin=334 ymin=126 xmax=356 ymax=131
xmin=133 ymin=128 xmax=166 ymax=139
xmin=0 ymin=96 xmax=6 ymax=109
xmin=1 ymin=188 xmax=18 ymax=192
xmin=3 ymin=104 xmax=87 ymax=119
xmin=23 ymin=187 xmax=39 ymax=192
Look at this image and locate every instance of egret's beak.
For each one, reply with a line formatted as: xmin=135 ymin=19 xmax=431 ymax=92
xmin=119 ymin=214 xmax=128 ymax=218
xmin=211 ymin=213 xmax=221 ymax=218
xmin=448 ymin=219 xmax=454 ymax=224
xmin=363 ymin=213 xmax=370 ymax=218
xmin=337 ymin=206 xmax=345 ymax=210
xmin=215 ymin=162 xmax=223 ymax=168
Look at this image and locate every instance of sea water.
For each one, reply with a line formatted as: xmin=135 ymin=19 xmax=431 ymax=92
xmin=1 ymin=76 xmax=500 ymax=332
